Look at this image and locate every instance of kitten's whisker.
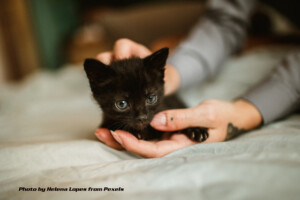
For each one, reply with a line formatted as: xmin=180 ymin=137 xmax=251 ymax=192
xmin=110 ymin=121 xmax=123 ymax=130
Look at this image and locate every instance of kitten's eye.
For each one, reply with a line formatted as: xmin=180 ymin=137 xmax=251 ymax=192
xmin=146 ymin=95 xmax=158 ymax=105
xmin=115 ymin=100 xmax=129 ymax=110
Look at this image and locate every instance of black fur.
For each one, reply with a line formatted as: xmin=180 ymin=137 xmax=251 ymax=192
xmin=84 ymin=48 xmax=208 ymax=141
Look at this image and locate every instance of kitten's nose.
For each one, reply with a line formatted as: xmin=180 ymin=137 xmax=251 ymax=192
xmin=135 ymin=115 xmax=148 ymax=130
xmin=137 ymin=115 xmax=148 ymax=121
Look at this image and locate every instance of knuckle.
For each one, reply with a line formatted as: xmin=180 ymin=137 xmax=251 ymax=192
xmin=96 ymin=55 xmax=111 ymax=65
xmin=96 ymin=52 xmax=104 ymax=59
xmin=114 ymin=38 xmax=132 ymax=47
xmin=205 ymin=105 xmax=217 ymax=122
xmin=96 ymin=53 xmax=107 ymax=61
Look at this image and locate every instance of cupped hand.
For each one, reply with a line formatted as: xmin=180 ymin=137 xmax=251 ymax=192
xmin=95 ymin=129 xmax=197 ymax=158
xmin=150 ymin=99 xmax=262 ymax=142
xmin=94 ymin=99 xmax=262 ymax=158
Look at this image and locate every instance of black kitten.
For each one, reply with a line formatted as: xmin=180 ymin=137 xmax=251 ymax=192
xmin=84 ymin=48 xmax=208 ymax=142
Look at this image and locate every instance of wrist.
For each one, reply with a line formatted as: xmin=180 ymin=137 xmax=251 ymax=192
xmin=164 ymin=64 xmax=181 ymax=95
xmin=232 ymin=99 xmax=263 ymax=130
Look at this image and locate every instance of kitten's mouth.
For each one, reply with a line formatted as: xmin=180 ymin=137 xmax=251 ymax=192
xmin=134 ymin=121 xmax=149 ymax=130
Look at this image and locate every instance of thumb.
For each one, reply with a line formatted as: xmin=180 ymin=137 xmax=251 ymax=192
xmin=150 ymin=108 xmax=199 ymax=131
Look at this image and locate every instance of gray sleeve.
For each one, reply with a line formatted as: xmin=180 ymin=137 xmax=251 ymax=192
xmin=241 ymin=52 xmax=300 ymax=124
xmin=168 ymin=0 xmax=256 ymax=88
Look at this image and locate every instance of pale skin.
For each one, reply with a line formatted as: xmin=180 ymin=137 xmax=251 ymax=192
xmin=94 ymin=38 xmax=262 ymax=158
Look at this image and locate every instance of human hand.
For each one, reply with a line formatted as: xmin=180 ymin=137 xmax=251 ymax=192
xmin=94 ymin=129 xmax=198 ymax=158
xmin=96 ymin=38 xmax=151 ymax=63
xmin=96 ymin=38 xmax=180 ymax=95
xmin=94 ymin=99 xmax=262 ymax=158
xmin=151 ymin=99 xmax=262 ymax=142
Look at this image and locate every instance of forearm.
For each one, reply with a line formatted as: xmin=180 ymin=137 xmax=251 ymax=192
xmin=168 ymin=0 xmax=256 ymax=89
xmin=241 ymin=52 xmax=300 ymax=124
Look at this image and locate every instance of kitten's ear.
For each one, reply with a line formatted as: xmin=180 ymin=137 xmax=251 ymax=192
xmin=143 ymin=47 xmax=169 ymax=72
xmin=84 ymin=58 xmax=114 ymax=84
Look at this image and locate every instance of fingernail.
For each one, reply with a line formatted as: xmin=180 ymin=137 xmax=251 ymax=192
xmin=151 ymin=113 xmax=167 ymax=127
xmin=110 ymin=130 xmax=122 ymax=144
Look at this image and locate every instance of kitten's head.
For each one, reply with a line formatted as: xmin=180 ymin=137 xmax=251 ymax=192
xmin=84 ymin=48 xmax=169 ymax=131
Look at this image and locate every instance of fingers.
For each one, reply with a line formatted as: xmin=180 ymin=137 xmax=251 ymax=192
xmin=110 ymin=130 xmax=159 ymax=158
xmin=96 ymin=52 xmax=113 ymax=65
xmin=95 ymin=129 xmax=200 ymax=158
xmin=94 ymin=128 xmax=124 ymax=150
xmin=96 ymin=38 xmax=151 ymax=65
xmin=112 ymin=131 xmax=197 ymax=158
xmin=113 ymin=38 xmax=151 ymax=60
xmin=150 ymin=108 xmax=197 ymax=131
xmin=150 ymin=105 xmax=216 ymax=131
xmin=164 ymin=65 xmax=181 ymax=95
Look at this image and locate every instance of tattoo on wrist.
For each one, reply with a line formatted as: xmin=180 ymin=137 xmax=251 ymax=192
xmin=226 ymin=123 xmax=247 ymax=140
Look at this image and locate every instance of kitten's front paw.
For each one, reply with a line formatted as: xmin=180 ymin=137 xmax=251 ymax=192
xmin=182 ymin=127 xmax=209 ymax=142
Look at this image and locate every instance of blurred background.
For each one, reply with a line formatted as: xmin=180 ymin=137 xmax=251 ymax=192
xmin=0 ymin=0 xmax=299 ymax=83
